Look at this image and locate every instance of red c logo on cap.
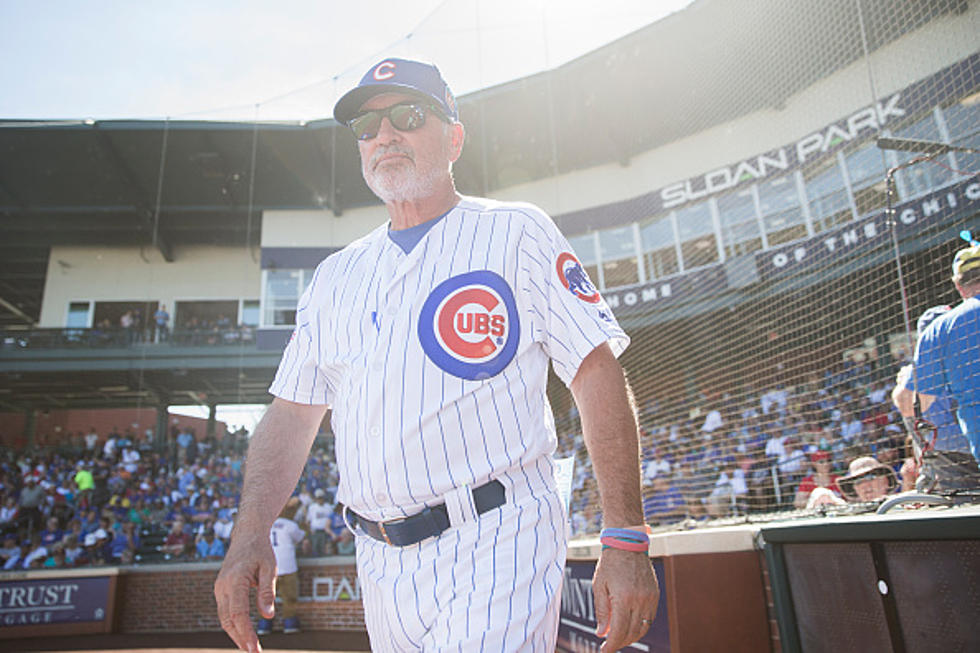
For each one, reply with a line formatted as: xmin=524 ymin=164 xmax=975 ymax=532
xmin=373 ymin=61 xmax=396 ymax=81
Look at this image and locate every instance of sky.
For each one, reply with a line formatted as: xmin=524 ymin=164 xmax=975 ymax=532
xmin=0 ymin=0 xmax=693 ymax=123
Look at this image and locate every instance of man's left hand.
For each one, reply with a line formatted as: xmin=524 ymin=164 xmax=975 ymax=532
xmin=592 ymin=547 xmax=659 ymax=652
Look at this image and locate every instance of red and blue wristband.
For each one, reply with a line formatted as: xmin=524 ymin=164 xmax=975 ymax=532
xmin=599 ymin=526 xmax=651 ymax=553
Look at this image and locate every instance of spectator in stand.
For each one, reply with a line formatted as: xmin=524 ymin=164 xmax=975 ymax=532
xmin=642 ymin=474 xmax=686 ymax=525
xmin=22 ymin=533 xmax=48 ymax=569
xmin=673 ymin=456 xmax=712 ymax=519
xmin=102 ymin=431 xmax=119 ymax=462
xmin=18 ymin=475 xmax=44 ymax=535
xmin=120 ymin=310 xmax=135 ymax=344
xmin=214 ymin=509 xmax=235 ymax=543
xmin=38 ymin=515 xmax=64 ymax=548
xmin=84 ymin=427 xmax=100 ymax=454
xmin=642 ymin=450 xmax=671 ymax=483
xmin=82 ymin=531 xmax=107 ymax=566
xmin=74 ymin=461 xmax=95 ymax=505
xmin=189 ymin=496 xmax=213 ymax=525
xmin=868 ymin=381 xmax=889 ymax=405
xmin=874 ymin=435 xmax=905 ymax=476
xmin=42 ymin=544 xmax=68 ymax=569
xmin=912 ymin=241 xmax=980 ymax=465
xmin=793 ymin=448 xmax=842 ymax=509
xmin=3 ymin=539 xmax=30 ymax=570
xmin=161 ymin=517 xmax=193 ymax=559
xmin=306 ymin=489 xmax=332 ymax=556
xmin=335 ymin=526 xmax=355 ymax=556
xmin=706 ymin=459 xmax=748 ymax=517
xmin=776 ymin=437 xmax=807 ymax=504
xmin=176 ymin=429 xmax=197 ymax=465
xmin=121 ymin=445 xmax=140 ymax=475
xmin=839 ymin=410 xmax=864 ymax=443
xmin=154 ymin=304 xmax=171 ymax=343
xmin=63 ymin=534 xmax=84 ymax=566
xmin=838 ymin=456 xmax=898 ymax=503
xmin=196 ymin=528 xmax=226 ymax=561
xmin=78 ymin=508 xmax=99 ymax=536
xmin=761 ymin=385 xmax=789 ymax=416
xmin=0 ymin=495 xmax=19 ymax=533
xmin=326 ymin=502 xmax=350 ymax=554
xmin=0 ymin=534 xmax=20 ymax=565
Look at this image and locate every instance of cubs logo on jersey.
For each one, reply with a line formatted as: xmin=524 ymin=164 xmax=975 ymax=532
xmin=556 ymin=252 xmax=601 ymax=303
xmin=418 ymin=270 xmax=519 ymax=380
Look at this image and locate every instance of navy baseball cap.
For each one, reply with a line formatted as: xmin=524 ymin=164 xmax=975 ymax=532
xmin=333 ymin=58 xmax=458 ymax=125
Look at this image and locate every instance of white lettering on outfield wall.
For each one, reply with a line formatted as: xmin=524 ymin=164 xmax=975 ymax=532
xmin=295 ymin=575 xmax=360 ymax=602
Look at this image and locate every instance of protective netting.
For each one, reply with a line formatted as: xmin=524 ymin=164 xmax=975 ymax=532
xmin=547 ymin=0 xmax=980 ymax=534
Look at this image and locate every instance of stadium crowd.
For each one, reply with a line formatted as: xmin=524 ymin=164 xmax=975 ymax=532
xmin=565 ymin=355 xmax=925 ymax=536
xmin=0 ymin=351 xmax=952 ymax=569
xmin=0 ymin=423 xmax=350 ymax=571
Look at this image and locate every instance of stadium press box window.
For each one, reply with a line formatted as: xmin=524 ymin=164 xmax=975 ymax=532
xmin=640 ymin=215 xmax=680 ymax=282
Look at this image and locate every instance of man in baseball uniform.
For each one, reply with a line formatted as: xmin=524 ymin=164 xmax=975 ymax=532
xmin=215 ymin=58 xmax=659 ymax=652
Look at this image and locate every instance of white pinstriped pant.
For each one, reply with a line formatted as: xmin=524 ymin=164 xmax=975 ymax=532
xmin=355 ymin=474 xmax=568 ymax=652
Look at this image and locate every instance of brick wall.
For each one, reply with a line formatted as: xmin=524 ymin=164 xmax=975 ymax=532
xmin=115 ymin=559 xmax=365 ymax=634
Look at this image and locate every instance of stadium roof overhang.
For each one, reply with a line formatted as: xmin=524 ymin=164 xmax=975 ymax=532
xmin=0 ymin=345 xmax=282 ymax=411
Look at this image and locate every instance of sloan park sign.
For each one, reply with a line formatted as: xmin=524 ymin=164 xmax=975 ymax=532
xmin=555 ymin=52 xmax=979 ymax=234
xmin=661 ymin=93 xmax=906 ymax=209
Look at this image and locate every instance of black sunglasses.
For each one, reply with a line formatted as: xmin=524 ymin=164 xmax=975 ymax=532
xmin=347 ymin=102 xmax=449 ymax=141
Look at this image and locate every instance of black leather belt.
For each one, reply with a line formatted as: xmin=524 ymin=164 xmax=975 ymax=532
xmin=350 ymin=480 xmax=505 ymax=547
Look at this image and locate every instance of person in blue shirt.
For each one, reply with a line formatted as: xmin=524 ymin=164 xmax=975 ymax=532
xmin=893 ymin=305 xmax=971 ymax=454
xmin=38 ymin=516 xmax=64 ymax=548
xmin=642 ymin=474 xmax=687 ymax=525
xmin=913 ymin=243 xmax=980 ymax=466
xmin=109 ymin=521 xmax=140 ymax=562
xmin=196 ymin=528 xmax=225 ymax=561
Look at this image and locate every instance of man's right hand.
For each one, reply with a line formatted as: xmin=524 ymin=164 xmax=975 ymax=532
xmin=214 ymin=534 xmax=277 ymax=653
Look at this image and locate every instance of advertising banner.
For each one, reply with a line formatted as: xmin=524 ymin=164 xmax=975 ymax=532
xmin=0 ymin=575 xmax=112 ymax=629
xmin=558 ymin=558 xmax=669 ymax=653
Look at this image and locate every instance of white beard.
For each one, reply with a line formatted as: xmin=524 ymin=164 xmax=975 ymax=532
xmin=362 ymin=143 xmax=451 ymax=203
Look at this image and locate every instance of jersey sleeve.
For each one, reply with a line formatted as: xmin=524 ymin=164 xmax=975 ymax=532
xmin=913 ymin=320 xmax=948 ymax=397
xmin=517 ymin=207 xmax=629 ymax=387
xmin=269 ymin=261 xmax=335 ymax=405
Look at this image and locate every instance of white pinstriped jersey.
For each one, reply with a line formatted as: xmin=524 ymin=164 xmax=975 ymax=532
xmin=269 ymin=196 xmax=627 ymax=522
